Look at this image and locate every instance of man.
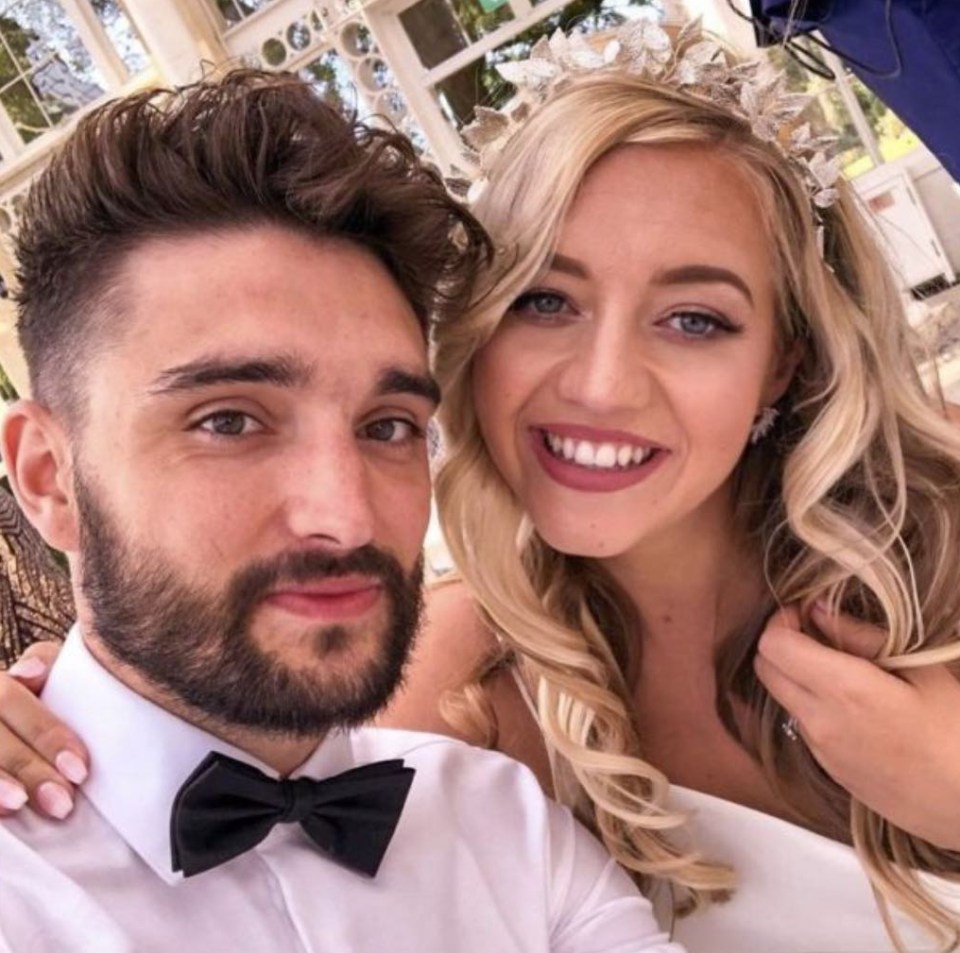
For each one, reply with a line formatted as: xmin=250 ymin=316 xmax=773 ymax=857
xmin=0 ymin=71 xmax=681 ymax=952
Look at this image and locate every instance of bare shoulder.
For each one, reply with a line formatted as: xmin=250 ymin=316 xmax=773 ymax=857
xmin=378 ymin=577 xmax=555 ymax=789
xmin=376 ymin=578 xmax=498 ymax=742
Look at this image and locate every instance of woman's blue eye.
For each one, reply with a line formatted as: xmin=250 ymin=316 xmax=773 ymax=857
xmin=198 ymin=411 xmax=259 ymax=436
xmin=365 ymin=419 xmax=422 ymax=443
xmin=510 ymin=290 xmax=571 ymax=318
xmin=666 ymin=311 xmax=728 ymax=337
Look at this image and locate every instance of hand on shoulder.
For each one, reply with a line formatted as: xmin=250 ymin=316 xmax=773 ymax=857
xmin=0 ymin=640 xmax=87 ymax=820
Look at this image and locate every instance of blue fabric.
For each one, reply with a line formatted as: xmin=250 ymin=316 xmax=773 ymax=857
xmin=748 ymin=0 xmax=960 ymax=182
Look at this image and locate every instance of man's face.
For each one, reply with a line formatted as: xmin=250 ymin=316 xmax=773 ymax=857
xmin=70 ymin=225 xmax=436 ymax=734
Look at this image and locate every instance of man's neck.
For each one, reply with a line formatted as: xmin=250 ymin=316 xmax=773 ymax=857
xmin=79 ymin=627 xmax=323 ymax=777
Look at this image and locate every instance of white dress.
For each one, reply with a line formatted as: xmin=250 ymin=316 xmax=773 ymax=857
xmin=510 ymin=667 xmax=960 ymax=952
xmin=664 ymin=785 xmax=960 ymax=953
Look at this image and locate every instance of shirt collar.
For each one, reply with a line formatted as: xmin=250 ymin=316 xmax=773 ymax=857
xmin=43 ymin=627 xmax=355 ymax=885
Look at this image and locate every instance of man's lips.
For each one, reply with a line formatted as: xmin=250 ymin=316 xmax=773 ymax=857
xmin=263 ymin=576 xmax=383 ymax=621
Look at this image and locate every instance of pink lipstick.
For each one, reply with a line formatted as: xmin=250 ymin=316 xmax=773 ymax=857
xmin=529 ymin=424 xmax=668 ymax=493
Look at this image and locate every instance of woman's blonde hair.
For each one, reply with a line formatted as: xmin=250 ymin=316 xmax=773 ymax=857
xmin=434 ymin=69 xmax=960 ymax=948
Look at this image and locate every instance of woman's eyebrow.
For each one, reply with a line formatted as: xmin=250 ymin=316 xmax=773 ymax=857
xmin=652 ymin=264 xmax=754 ymax=305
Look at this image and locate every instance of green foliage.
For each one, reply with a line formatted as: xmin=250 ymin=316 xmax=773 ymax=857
xmin=434 ymin=0 xmax=656 ymax=126
xmin=0 ymin=13 xmax=49 ymax=143
xmin=0 ymin=363 xmax=16 ymax=403
xmin=300 ymin=51 xmax=352 ymax=114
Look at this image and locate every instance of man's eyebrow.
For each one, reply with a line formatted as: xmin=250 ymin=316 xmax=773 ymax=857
xmin=375 ymin=368 xmax=441 ymax=407
xmin=150 ymin=354 xmax=313 ymax=395
xmin=653 ymin=264 xmax=754 ymax=305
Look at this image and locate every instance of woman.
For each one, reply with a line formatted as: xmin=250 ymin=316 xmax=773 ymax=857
xmin=1 ymin=22 xmax=959 ymax=953
xmin=411 ymin=24 xmax=960 ymax=951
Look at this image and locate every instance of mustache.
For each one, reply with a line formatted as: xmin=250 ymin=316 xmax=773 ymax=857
xmin=226 ymin=545 xmax=410 ymax=606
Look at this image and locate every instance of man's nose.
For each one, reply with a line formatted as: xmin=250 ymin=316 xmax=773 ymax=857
xmin=280 ymin=436 xmax=376 ymax=551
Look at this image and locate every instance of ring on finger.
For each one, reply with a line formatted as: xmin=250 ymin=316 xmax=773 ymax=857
xmin=781 ymin=714 xmax=801 ymax=742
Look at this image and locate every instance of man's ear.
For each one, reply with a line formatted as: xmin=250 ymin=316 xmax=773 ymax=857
xmin=2 ymin=401 xmax=79 ymax=553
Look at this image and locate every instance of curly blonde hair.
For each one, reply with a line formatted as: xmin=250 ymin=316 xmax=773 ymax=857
xmin=434 ymin=71 xmax=960 ymax=948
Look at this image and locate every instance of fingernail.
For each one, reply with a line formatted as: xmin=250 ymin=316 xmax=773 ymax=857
xmin=812 ymin=598 xmax=831 ymax=615
xmin=7 ymin=657 xmax=46 ymax=679
xmin=0 ymin=779 xmax=27 ymax=811
xmin=56 ymin=751 xmax=88 ymax=785
xmin=37 ymin=782 xmax=73 ymax=819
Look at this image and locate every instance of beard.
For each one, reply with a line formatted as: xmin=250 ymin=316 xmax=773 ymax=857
xmin=74 ymin=476 xmax=424 ymax=738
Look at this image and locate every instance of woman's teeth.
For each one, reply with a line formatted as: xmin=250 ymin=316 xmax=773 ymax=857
xmin=543 ymin=432 xmax=656 ymax=469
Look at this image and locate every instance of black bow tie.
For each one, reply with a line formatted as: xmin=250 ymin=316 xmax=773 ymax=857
xmin=170 ymin=751 xmax=415 ymax=878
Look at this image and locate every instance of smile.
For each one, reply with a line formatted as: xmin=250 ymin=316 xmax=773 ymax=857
xmin=530 ymin=425 xmax=668 ymax=493
xmin=541 ymin=431 xmax=657 ymax=470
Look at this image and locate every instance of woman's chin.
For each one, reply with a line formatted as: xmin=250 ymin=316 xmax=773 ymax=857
xmin=531 ymin=518 xmax=636 ymax=560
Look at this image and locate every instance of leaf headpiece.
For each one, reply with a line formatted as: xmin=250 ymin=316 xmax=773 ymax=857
xmin=451 ymin=19 xmax=841 ymax=238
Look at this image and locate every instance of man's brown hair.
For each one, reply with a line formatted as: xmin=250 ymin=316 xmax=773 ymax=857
xmin=15 ymin=69 xmax=490 ymax=416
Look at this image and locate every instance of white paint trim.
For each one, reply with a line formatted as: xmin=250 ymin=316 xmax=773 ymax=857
xmin=60 ymin=0 xmax=130 ymax=88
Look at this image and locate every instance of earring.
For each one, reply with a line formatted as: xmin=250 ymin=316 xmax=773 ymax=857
xmin=750 ymin=406 xmax=779 ymax=444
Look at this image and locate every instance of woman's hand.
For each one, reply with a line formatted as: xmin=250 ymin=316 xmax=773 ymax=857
xmin=0 ymin=641 xmax=87 ymax=819
xmin=755 ymin=604 xmax=960 ymax=851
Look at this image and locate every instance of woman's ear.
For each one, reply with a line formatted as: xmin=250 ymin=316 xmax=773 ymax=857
xmin=2 ymin=401 xmax=79 ymax=553
xmin=763 ymin=339 xmax=803 ymax=408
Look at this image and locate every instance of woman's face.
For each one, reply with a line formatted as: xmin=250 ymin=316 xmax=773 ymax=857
xmin=472 ymin=143 xmax=796 ymax=558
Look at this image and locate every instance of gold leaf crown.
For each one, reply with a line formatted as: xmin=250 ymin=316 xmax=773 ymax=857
xmin=452 ymin=18 xmax=841 ymax=233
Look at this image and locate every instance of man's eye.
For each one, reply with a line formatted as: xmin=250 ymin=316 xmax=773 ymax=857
xmin=363 ymin=419 xmax=423 ymax=443
xmin=196 ymin=411 xmax=262 ymax=437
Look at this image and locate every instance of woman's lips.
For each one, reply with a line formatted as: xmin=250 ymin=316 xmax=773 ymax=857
xmin=263 ymin=578 xmax=383 ymax=621
xmin=528 ymin=426 xmax=668 ymax=493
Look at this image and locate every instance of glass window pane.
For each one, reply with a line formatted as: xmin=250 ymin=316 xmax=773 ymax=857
xmin=261 ymin=37 xmax=287 ymax=67
xmin=767 ymin=47 xmax=877 ymax=178
xmin=849 ymin=74 xmax=920 ymax=165
xmin=0 ymin=38 xmax=18 ymax=86
xmin=89 ymin=0 xmax=149 ymax=75
xmin=30 ymin=59 xmax=101 ymax=119
xmin=207 ymin=0 xmax=273 ymax=28
xmin=0 ymin=0 xmax=106 ymax=145
xmin=287 ymin=20 xmax=311 ymax=53
xmin=814 ymin=88 xmax=872 ymax=177
xmin=401 ymin=0 xmax=467 ymax=69
xmin=1 ymin=0 xmax=102 ymax=85
xmin=430 ymin=0 xmax=658 ymax=127
xmin=299 ymin=48 xmax=358 ymax=116
xmin=401 ymin=0 xmax=514 ymax=70
xmin=0 ymin=78 xmax=49 ymax=143
xmin=211 ymin=0 xmax=242 ymax=26
xmin=340 ymin=23 xmax=375 ymax=58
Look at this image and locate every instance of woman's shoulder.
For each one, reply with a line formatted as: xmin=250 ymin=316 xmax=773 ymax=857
xmin=375 ymin=577 xmax=499 ymax=740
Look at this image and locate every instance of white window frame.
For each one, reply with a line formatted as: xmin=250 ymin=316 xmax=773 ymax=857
xmin=365 ymin=0 xmax=662 ymax=167
xmin=0 ymin=0 xmax=146 ymax=162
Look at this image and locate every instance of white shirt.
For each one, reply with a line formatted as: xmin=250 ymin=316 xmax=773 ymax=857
xmin=663 ymin=786 xmax=960 ymax=953
xmin=0 ymin=630 xmax=682 ymax=953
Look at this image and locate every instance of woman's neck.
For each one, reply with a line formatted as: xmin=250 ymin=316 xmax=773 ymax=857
xmin=600 ymin=486 xmax=767 ymax=653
